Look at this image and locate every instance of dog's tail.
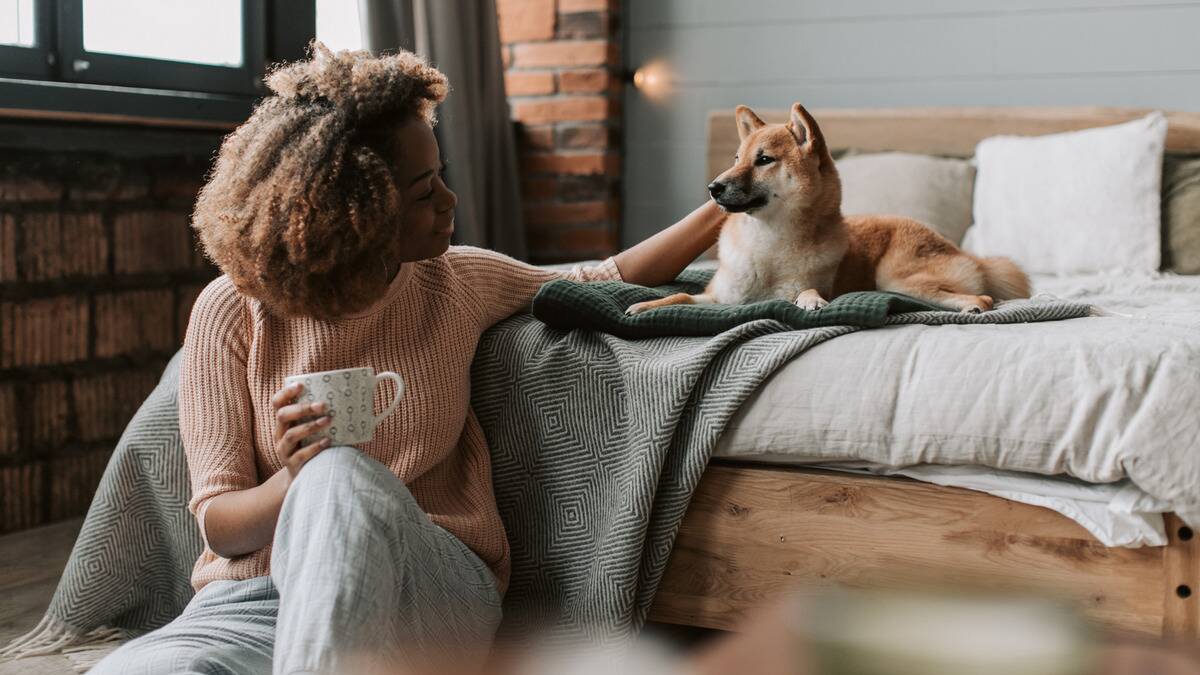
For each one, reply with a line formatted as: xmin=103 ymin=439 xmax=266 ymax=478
xmin=978 ymin=256 xmax=1031 ymax=301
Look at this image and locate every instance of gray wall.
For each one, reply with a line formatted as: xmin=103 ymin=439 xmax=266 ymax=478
xmin=622 ymin=0 xmax=1200 ymax=245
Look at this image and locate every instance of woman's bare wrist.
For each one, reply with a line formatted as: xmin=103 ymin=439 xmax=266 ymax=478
xmin=269 ymin=466 xmax=293 ymax=498
xmin=204 ymin=469 xmax=294 ymax=558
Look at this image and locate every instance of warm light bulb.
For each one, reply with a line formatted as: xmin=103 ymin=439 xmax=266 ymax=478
xmin=631 ymin=60 xmax=672 ymax=102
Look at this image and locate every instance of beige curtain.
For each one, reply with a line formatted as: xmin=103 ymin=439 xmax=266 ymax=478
xmin=360 ymin=0 xmax=527 ymax=259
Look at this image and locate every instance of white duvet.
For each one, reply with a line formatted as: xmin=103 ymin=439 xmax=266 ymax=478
xmin=714 ymin=272 xmax=1200 ymax=547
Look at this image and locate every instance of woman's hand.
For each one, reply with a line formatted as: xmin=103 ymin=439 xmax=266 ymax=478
xmin=271 ymin=382 xmax=333 ymax=484
xmin=612 ymin=199 xmax=726 ymax=287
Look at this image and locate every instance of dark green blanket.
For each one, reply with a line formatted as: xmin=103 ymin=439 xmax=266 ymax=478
xmin=532 ymin=269 xmax=948 ymax=338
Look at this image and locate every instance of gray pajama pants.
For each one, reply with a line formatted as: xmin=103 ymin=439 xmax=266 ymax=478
xmin=90 ymin=446 xmax=503 ymax=675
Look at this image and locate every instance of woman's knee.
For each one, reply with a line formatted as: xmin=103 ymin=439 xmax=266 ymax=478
xmin=293 ymin=446 xmax=392 ymax=491
xmin=285 ymin=446 xmax=418 ymax=517
xmin=298 ymin=444 xmax=360 ymax=472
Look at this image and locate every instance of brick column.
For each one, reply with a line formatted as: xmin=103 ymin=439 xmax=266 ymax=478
xmin=496 ymin=0 xmax=622 ymax=264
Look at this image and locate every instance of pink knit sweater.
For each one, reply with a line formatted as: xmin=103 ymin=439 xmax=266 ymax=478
xmin=179 ymin=246 xmax=621 ymax=593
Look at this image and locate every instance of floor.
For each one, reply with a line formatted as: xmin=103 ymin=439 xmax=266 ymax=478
xmin=0 ymin=518 xmax=84 ymax=675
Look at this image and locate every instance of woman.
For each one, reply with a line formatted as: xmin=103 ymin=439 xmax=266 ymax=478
xmin=91 ymin=45 xmax=723 ymax=674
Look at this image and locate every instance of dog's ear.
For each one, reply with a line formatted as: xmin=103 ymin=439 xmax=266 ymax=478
xmin=787 ymin=102 xmax=827 ymax=157
xmin=736 ymin=105 xmax=766 ymax=141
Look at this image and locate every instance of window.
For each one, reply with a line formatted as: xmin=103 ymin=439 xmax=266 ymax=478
xmin=0 ymin=0 xmax=37 ymax=47
xmin=0 ymin=0 xmax=51 ymax=78
xmin=0 ymin=0 xmax=319 ymax=127
xmin=82 ymin=1 xmax=244 ymax=66
xmin=316 ymin=0 xmax=363 ymax=52
xmin=60 ymin=0 xmax=265 ymax=95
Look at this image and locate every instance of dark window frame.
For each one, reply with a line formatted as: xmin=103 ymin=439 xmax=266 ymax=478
xmin=0 ymin=0 xmax=315 ymax=129
xmin=0 ymin=0 xmax=54 ymax=79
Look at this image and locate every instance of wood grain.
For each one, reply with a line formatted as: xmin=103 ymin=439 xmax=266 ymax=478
xmin=650 ymin=463 xmax=1180 ymax=638
xmin=706 ymin=107 xmax=1200 ymax=180
xmin=0 ymin=518 xmax=84 ymax=674
xmin=1163 ymin=514 xmax=1200 ymax=640
xmin=0 ymin=518 xmax=81 ymax=642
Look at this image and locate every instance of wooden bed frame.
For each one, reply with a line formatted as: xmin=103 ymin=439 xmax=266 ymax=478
xmin=647 ymin=107 xmax=1200 ymax=641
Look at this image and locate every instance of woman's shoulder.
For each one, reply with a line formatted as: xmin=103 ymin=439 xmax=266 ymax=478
xmin=439 ymin=245 xmax=539 ymax=278
xmin=418 ymin=246 xmax=515 ymax=285
xmin=443 ymin=245 xmax=517 ymax=265
xmin=188 ymin=275 xmax=251 ymax=337
xmin=195 ymin=275 xmax=249 ymax=311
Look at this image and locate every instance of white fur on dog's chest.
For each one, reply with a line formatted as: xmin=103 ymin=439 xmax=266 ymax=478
xmin=709 ymin=216 xmax=842 ymax=304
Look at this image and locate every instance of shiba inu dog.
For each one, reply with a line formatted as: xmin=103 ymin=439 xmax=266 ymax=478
xmin=626 ymin=102 xmax=1030 ymax=315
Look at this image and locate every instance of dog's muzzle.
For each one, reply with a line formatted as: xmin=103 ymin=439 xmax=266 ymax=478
xmin=715 ymin=195 xmax=769 ymax=213
xmin=709 ymin=181 xmax=768 ymax=212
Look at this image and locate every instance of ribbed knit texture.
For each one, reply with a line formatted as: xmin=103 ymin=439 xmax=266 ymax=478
xmin=178 ymin=246 xmax=621 ymax=594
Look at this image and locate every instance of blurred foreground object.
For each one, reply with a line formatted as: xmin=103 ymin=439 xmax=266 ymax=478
xmin=329 ymin=587 xmax=1200 ymax=674
xmin=799 ymin=589 xmax=1092 ymax=675
xmin=691 ymin=587 xmax=1200 ymax=675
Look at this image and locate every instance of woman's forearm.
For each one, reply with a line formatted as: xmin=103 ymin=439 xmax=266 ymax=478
xmin=202 ymin=468 xmax=292 ymax=558
xmin=613 ymin=199 xmax=726 ymax=287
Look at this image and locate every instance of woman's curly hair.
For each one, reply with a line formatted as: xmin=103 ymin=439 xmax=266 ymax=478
xmin=192 ymin=42 xmax=448 ymax=320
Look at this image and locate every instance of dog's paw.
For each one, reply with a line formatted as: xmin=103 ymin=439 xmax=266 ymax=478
xmin=625 ymin=301 xmax=653 ymax=315
xmin=794 ymin=291 xmax=829 ymax=311
xmin=797 ymin=298 xmax=829 ymax=311
xmin=958 ymin=295 xmax=993 ymax=313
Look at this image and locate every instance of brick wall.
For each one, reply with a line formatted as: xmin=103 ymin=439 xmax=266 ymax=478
xmin=497 ymin=0 xmax=623 ymax=264
xmin=0 ymin=149 xmax=217 ymax=534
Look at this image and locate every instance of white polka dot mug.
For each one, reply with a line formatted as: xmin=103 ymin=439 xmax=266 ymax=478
xmin=283 ymin=367 xmax=405 ymax=447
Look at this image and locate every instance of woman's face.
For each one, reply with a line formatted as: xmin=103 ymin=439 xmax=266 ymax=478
xmin=393 ymin=117 xmax=457 ymax=262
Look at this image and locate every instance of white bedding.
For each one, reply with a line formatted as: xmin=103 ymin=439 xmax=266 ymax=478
xmin=714 ymin=272 xmax=1200 ymax=547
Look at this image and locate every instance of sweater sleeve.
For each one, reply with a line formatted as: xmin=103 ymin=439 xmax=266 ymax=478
xmin=450 ymin=246 xmax=623 ymax=328
xmin=179 ymin=276 xmax=258 ymax=539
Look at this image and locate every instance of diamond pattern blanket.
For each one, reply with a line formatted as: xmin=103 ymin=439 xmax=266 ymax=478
xmin=1 ymin=276 xmax=1092 ymax=666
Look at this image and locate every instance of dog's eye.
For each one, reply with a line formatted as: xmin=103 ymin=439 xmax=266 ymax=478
xmin=755 ymin=155 xmax=775 ymax=166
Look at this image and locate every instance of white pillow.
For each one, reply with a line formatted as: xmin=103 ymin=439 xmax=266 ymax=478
xmin=966 ymin=112 xmax=1167 ymax=275
xmin=838 ymin=152 xmax=975 ymax=245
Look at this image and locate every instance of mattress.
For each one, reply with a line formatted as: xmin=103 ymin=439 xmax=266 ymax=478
xmin=713 ymin=271 xmax=1200 ymax=547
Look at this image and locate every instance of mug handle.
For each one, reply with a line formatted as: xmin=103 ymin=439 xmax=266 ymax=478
xmin=374 ymin=371 xmax=405 ymax=422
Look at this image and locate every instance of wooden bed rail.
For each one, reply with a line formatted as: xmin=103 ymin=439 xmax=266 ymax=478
xmin=650 ymin=462 xmax=1199 ymax=641
xmin=1165 ymin=514 xmax=1199 ymax=638
xmin=706 ymin=106 xmax=1200 ymax=181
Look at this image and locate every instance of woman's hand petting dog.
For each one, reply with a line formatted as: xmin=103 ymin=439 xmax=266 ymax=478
xmin=271 ymin=382 xmax=333 ymax=485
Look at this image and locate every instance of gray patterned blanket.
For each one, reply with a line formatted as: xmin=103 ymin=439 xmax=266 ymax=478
xmin=0 ymin=295 xmax=1091 ymax=668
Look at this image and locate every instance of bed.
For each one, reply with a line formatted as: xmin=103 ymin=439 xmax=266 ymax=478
xmin=646 ymin=107 xmax=1200 ymax=641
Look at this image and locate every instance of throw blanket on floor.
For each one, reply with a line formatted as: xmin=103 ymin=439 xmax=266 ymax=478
xmin=1 ymin=278 xmax=1093 ymax=668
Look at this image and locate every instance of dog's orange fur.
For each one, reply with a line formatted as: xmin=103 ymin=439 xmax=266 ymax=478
xmin=627 ymin=102 xmax=1030 ymax=315
xmin=835 ymin=216 xmax=1029 ymax=312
